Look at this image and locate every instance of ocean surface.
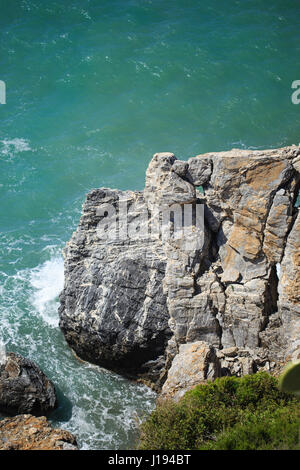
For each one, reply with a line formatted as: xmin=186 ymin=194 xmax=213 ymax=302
xmin=0 ymin=0 xmax=300 ymax=449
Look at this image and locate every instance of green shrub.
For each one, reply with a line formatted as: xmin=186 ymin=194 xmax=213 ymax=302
xmin=203 ymin=405 xmax=300 ymax=450
xmin=139 ymin=372 xmax=300 ymax=450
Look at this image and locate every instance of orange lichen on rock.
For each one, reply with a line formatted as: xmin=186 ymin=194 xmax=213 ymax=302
xmin=245 ymin=160 xmax=287 ymax=191
xmin=0 ymin=414 xmax=78 ymax=450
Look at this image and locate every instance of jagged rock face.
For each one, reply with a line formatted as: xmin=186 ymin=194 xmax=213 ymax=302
xmin=59 ymin=146 xmax=300 ymax=390
xmin=277 ymin=211 xmax=300 ymax=361
xmin=59 ymin=189 xmax=172 ymax=384
xmin=0 ymin=415 xmax=77 ymax=450
xmin=0 ymin=353 xmax=57 ymax=416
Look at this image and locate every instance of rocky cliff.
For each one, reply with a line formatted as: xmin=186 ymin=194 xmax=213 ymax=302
xmin=0 ymin=415 xmax=78 ymax=450
xmin=59 ymin=146 xmax=300 ymax=394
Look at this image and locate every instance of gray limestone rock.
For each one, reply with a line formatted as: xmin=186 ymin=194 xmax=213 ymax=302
xmin=59 ymin=145 xmax=300 ymax=393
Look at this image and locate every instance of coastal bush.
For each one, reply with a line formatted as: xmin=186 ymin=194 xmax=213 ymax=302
xmin=139 ymin=372 xmax=300 ymax=450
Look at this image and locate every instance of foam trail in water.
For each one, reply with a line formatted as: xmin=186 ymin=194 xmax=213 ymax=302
xmin=0 ymin=138 xmax=32 ymax=157
xmin=0 ymin=339 xmax=6 ymax=365
xmin=30 ymin=256 xmax=64 ymax=327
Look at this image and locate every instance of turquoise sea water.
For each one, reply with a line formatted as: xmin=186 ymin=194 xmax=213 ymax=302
xmin=0 ymin=0 xmax=300 ymax=449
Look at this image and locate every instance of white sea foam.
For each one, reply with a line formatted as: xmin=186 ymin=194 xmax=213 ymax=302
xmin=30 ymin=256 xmax=64 ymax=327
xmin=56 ymin=370 xmax=156 ymax=450
xmin=0 ymin=245 xmax=156 ymax=449
xmin=80 ymin=9 xmax=91 ymax=20
xmin=0 ymin=138 xmax=32 ymax=157
xmin=0 ymin=339 xmax=6 ymax=365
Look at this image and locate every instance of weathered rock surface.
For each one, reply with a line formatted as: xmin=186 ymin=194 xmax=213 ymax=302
xmin=160 ymin=341 xmax=220 ymax=400
xmin=0 ymin=415 xmax=77 ymax=450
xmin=59 ymin=145 xmax=300 ymax=392
xmin=59 ymin=188 xmax=172 ymax=384
xmin=0 ymin=353 xmax=58 ymax=416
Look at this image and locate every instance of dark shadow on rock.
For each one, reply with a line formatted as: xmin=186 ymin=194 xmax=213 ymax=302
xmin=47 ymin=386 xmax=73 ymax=422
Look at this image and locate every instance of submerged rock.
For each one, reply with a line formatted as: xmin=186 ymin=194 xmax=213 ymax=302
xmin=0 ymin=414 xmax=77 ymax=450
xmin=59 ymin=145 xmax=300 ymax=391
xmin=0 ymin=353 xmax=58 ymax=416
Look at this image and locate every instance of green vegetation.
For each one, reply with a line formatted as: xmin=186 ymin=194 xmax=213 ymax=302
xmin=139 ymin=372 xmax=300 ymax=450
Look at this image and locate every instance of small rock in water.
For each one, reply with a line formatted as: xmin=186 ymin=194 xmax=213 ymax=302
xmin=0 ymin=352 xmax=58 ymax=416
